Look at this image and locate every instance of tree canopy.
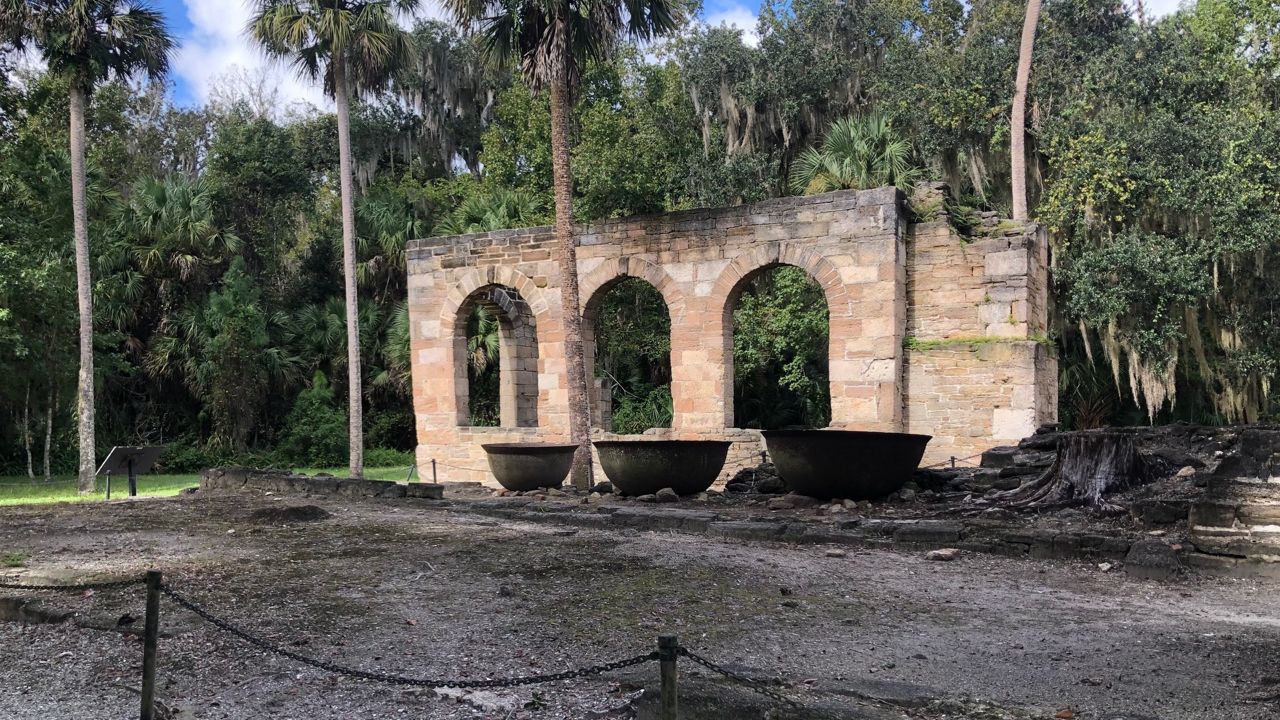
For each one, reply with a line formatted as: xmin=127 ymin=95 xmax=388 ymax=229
xmin=2 ymin=0 xmax=1279 ymax=474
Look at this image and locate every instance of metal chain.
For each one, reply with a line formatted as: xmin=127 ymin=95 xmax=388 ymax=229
xmin=161 ymin=584 xmax=656 ymax=689
xmin=920 ymin=453 xmax=984 ymax=470
xmin=432 ymin=459 xmax=492 ymax=475
xmin=0 ymin=576 xmax=146 ymax=592
xmin=677 ymin=647 xmax=802 ymax=708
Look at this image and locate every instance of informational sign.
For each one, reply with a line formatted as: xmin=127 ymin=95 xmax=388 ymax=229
xmin=96 ymin=446 xmax=165 ymax=499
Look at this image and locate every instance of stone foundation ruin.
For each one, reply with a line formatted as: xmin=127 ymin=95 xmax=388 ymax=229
xmin=406 ymin=185 xmax=1057 ymax=487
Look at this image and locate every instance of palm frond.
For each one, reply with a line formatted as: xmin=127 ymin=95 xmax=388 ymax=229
xmin=789 ymin=113 xmax=921 ymax=195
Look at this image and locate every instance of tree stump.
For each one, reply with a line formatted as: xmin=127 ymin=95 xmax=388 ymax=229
xmin=996 ymin=431 xmax=1148 ymax=513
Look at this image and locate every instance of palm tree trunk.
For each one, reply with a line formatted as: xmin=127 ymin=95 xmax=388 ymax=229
xmin=333 ymin=59 xmax=365 ymax=479
xmin=69 ymin=85 xmax=96 ymax=494
xmin=1010 ymin=0 xmax=1042 ymax=222
xmin=549 ymin=74 xmax=593 ymax=490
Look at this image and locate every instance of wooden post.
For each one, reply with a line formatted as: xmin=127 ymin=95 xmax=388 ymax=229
xmin=431 ymin=459 xmax=437 ymax=484
xmin=140 ymin=570 xmax=161 ymax=720
xmin=658 ymin=635 xmax=678 ymax=720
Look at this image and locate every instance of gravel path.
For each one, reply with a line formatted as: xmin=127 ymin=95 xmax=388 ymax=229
xmin=1 ymin=493 xmax=1277 ymax=719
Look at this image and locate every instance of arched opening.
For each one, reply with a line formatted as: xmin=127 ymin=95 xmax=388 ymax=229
xmin=726 ymin=264 xmax=831 ymax=429
xmin=584 ymin=277 xmax=672 ymax=433
xmin=453 ymin=284 xmax=538 ymax=428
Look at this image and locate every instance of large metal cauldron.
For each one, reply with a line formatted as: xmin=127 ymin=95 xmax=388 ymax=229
xmin=763 ymin=430 xmax=931 ymax=500
xmin=481 ymin=443 xmax=577 ymax=492
xmin=594 ymin=440 xmax=732 ymax=497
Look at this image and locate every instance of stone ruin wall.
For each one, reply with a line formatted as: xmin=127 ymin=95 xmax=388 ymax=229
xmin=406 ymin=185 xmax=1056 ymax=488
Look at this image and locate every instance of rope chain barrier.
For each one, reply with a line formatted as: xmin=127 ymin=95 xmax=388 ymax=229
xmin=0 ymin=576 xmax=147 ymax=592
xmin=0 ymin=576 xmax=805 ymax=709
xmin=677 ymin=647 xmax=802 ymax=708
xmin=920 ymin=452 xmax=984 ymax=470
xmin=431 ymin=459 xmax=492 ymax=475
xmin=160 ymin=584 xmax=658 ymax=689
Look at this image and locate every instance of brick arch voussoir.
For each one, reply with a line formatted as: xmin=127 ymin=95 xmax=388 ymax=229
xmin=713 ymin=244 xmax=847 ymax=320
xmin=439 ymin=267 xmax=546 ymax=337
xmin=579 ymin=256 xmax=687 ymax=323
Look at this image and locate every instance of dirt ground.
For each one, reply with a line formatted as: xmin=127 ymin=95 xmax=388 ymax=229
xmin=1 ymin=493 xmax=1278 ymax=720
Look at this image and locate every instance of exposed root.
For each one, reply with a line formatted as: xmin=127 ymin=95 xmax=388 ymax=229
xmin=994 ymin=432 xmax=1148 ymax=513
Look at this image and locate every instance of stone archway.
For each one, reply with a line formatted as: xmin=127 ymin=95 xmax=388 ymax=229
xmin=435 ymin=266 xmax=550 ymax=432
xmin=451 ymin=284 xmax=539 ymax=428
xmin=407 ymin=186 xmax=1057 ymax=485
xmin=711 ymin=243 xmax=853 ymax=429
xmin=579 ymin=257 xmax=686 ymax=432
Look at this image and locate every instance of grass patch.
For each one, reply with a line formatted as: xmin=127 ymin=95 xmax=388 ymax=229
xmin=0 ymin=474 xmax=199 ymax=506
xmin=0 ymin=466 xmax=416 ymax=506
xmin=2 ymin=551 xmax=28 ymax=567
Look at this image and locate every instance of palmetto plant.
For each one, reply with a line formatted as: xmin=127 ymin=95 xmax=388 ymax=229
xmin=356 ymin=183 xmax=427 ymax=301
xmin=249 ymin=0 xmax=419 ymax=479
xmin=115 ymin=175 xmax=241 ymax=284
xmin=145 ymin=258 xmax=300 ymax=449
xmin=466 ymin=306 xmax=499 ymax=374
xmin=433 ymin=187 xmax=543 ymax=236
xmin=371 ymin=301 xmax=413 ymax=397
xmin=445 ymin=0 xmax=683 ymax=486
xmin=789 ymin=113 xmax=919 ymax=196
xmin=98 ymin=174 xmax=238 ymax=359
xmin=0 ymin=0 xmax=173 ymax=492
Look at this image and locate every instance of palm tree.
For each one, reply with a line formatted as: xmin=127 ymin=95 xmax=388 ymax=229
xmin=444 ymin=0 xmax=683 ymax=488
xmin=1 ymin=0 xmax=173 ymax=493
xmin=249 ymin=0 xmax=418 ymax=479
xmin=789 ymin=113 xmax=918 ymax=196
xmin=1010 ymin=0 xmax=1042 ymax=221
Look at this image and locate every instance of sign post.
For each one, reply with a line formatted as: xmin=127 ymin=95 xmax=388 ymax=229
xmin=96 ymin=447 xmax=165 ymax=499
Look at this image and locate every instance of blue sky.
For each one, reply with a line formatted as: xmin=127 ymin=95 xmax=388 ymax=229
xmin=146 ymin=0 xmax=762 ymax=109
xmin=152 ymin=0 xmax=1180 ymax=110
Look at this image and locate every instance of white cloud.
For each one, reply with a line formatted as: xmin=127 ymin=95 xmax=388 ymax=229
xmin=703 ymin=5 xmax=760 ymax=47
xmin=172 ymin=0 xmax=448 ymax=114
xmin=173 ymin=0 xmax=329 ymax=113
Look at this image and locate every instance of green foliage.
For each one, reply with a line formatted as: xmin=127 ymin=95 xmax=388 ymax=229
xmin=276 ymin=372 xmax=349 ymax=467
xmin=363 ymin=446 xmax=414 ymax=468
xmin=466 ymin=307 xmax=501 ymax=426
xmin=2 ymin=551 xmax=28 ymax=568
xmin=248 ymin=0 xmax=417 ymax=97
xmin=365 ymin=409 xmax=416 ymax=452
xmin=434 ymin=186 xmax=545 ymax=235
xmin=2 ymin=0 xmax=174 ymax=93
xmin=1036 ymin=2 xmax=1280 ymax=420
xmin=442 ymin=0 xmax=683 ymax=93
xmin=6 ymin=0 xmax=1280 ymax=471
xmin=147 ymin=257 xmax=297 ymax=449
xmin=593 ymin=278 xmax=673 ymax=432
xmin=611 ymin=385 xmax=673 ymax=435
xmin=733 ymin=267 xmax=830 ymax=429
xmin=790 ymin=113 xmax=920 ymax=194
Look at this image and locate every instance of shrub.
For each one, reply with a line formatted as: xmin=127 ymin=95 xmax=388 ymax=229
xmin=366 ymin=406 xmax=415 ymax=450
xmin=365 ymin=447 xmax=415 ymax=468
xmin=275 ymin=373 xmax=348 ymax=468
xmin=156 ymin=439 xmax=278 ymax=473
